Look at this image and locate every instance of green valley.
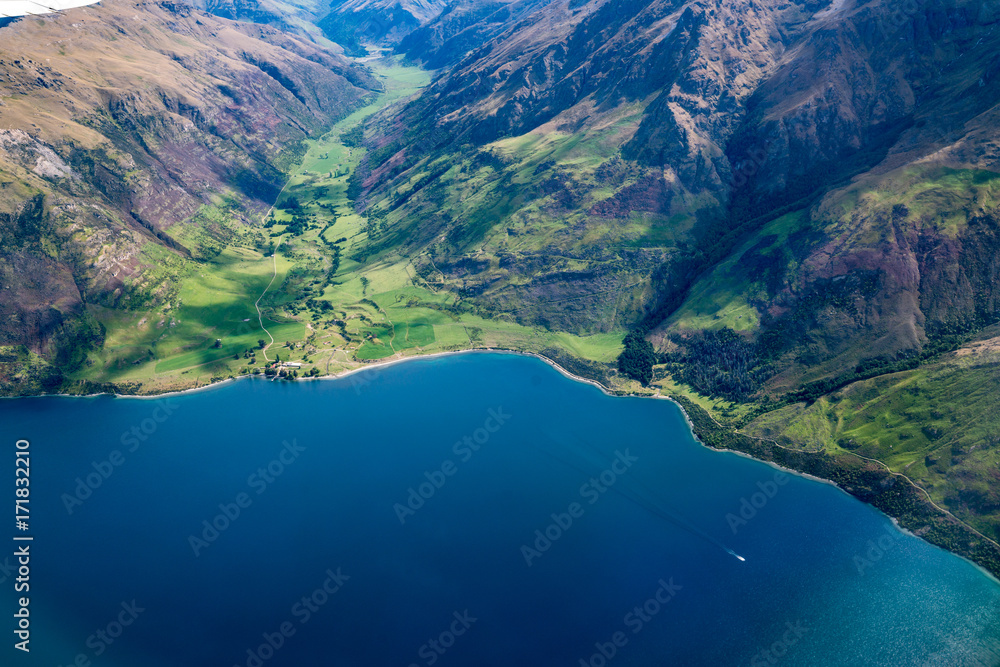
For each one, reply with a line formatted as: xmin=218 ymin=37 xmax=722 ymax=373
xmin=56 ymin=58 xmax=625 ymax=394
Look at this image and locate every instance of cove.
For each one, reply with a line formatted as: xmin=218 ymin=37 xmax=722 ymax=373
xmin=1 ymin=352 xmax=998 ymax=666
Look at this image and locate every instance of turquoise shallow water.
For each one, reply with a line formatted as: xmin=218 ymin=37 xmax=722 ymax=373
xmin=0 ymin=352 xmax=998 ymax=666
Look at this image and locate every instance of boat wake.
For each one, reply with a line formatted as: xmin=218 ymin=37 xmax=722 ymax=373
xmin=535 ymin=429 xmax=747 ymax=563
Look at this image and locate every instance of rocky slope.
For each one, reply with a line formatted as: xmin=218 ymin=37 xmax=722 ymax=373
xmin=0 ymin=0 xmax=375 ymax=389
xmin=663 ymin=0 xmax=1000 ymax=387
xmin=345 ymin=0 xmax=835 ymax=334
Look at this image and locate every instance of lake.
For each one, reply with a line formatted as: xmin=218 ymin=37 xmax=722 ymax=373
xmin=2 ymin=352 xmax=999 ymax=666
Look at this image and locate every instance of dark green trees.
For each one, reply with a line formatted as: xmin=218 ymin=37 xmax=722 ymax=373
xmin=618 ymin=331 xmax=655 ymax=385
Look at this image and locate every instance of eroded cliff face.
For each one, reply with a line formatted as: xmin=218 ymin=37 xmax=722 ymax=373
xmin=0 ymin=0 xmax=376 ymax=374
xmin=397 ymin=0 xmax=827 ymax=196
xmin=732 ymin=1 xmax=1000 ymax=202
xmin=402 ymin=0 xmax=999 ymax=219
xmin=185 ymin=0 xmax=289 ymax=27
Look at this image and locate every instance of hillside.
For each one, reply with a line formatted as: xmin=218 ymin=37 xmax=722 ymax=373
xmin=349 ymin=0 xmax=1000 ymax=363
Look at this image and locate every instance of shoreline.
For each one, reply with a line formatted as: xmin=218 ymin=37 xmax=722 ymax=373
xmin=8 ymin=346 xmax=1000 ymax=580
xmin=30 ymin=347 xmax=609 ymax=401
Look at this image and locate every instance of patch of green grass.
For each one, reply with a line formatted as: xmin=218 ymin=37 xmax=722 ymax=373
xmin=669 ymin=210 xmax=807 ymax=332
xmin=743 ymin=344 xmax=1000 ymax=540
xmin=403 ymin=323 xmax=435 ymax=347
xmin=654 ymin=372 xmax=761 ymax=424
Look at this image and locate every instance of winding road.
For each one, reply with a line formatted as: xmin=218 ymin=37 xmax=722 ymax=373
xmin=254 ymin=236 xmax=283 ymax=362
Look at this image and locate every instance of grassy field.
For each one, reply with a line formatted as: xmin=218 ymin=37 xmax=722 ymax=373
xmin=328 ymin=91 xmax=686 ymax=336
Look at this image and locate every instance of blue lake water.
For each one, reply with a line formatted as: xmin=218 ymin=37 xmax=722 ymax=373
xmin=1 ymin=352 xmax=999 ymax=666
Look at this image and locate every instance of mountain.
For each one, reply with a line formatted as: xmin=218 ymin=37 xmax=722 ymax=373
xmin=0 ymin=0 xmax=376 ymax=390
xmin=318 ymin=0 xmax=451 ymax=55
xmin=345 ymin=0 xmax=1000 ymax=382
xmin=348 ymin=0 xmax=839 ymax=336
xmin=667 ymin=0 xmax=1000 ymax=386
